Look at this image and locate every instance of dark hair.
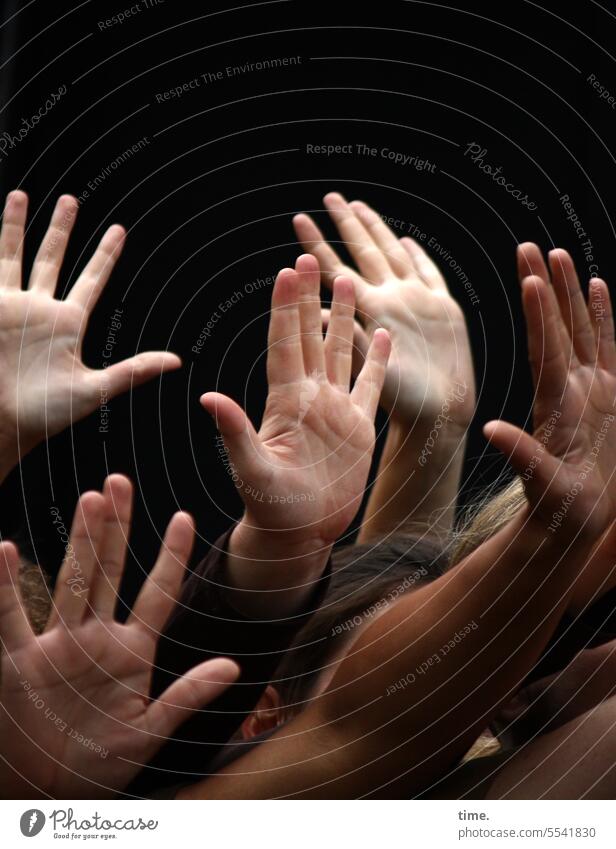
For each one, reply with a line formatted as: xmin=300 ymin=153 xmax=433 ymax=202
xmin=273 ymin=534 xmax=448 ymax=715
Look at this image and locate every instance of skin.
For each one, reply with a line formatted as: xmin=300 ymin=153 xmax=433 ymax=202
xmin=249 ymin=639 xmax=616 ymax=798
xmin=0 ymin=191 xmax=359 ymax=631
xmin=484 ymin=696 xmax=616 ymax=799
xmin=203 ymin=254 xmax=391 ymax=617
xmin=289 ymin=214 xmax=616 ymax=765
xmin=177 ymin=256 xmax=616 ymax=798
xmin=2 ymin=190 xmax=614 ymax=798
xmin=294 ymin=193 xmax=475 ymax=540
xmin=0 ymin=190 xmax=181 ymax=482
xmin=497 ymin=639 xmax=616 ymax=745
xmin=517 ymin=242 xmax=616 ymax=615
xmin=426 ymin=649 xmax=616 ymax=800
xmin=0 ymin=188 xmax=235 ymax=798
xmin=0 ymin=252 xmax=390 ymax=797
xmin=0 ymin=475 xmax=238 ymax=799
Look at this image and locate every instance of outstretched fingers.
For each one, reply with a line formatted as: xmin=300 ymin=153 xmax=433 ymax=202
xmin=324 ymin=276 xmax=356 ymax=388
xmin=324 ymin=192 xmax=390 ymax=284
xmin=0 ymin=541 xmax=34 ymax=651
xmin=295 ymin=253 xmax=325 ymax=375
xmin=28 ymin=195 xmax=78 ymax=295
xmin=517 ymin=243 xmax=573 ymax=364
xmin=350 ymin=328 xmax=391 ymax=417
xmin=67 ymin=224 xmax=126 ymax=315
xmin=293 ymin=212 xmax=348 ymax=288
xmin=399 ymin=237 xmax=448 ymax=291
xmin=549 ymin=249 xmax=596 ymax=363
xmin=88 ymin=475 xmax=133 ymax=619
xmin=0 ymin=190 xmax=28 ymax=289
xmin=349 ymin=200 xmax=412 ymax=277
xmin=266 ymin=266 xmax=304 ymax=385
xmin=517 ymin=242 xmax=550 ymax=285
xmin=46 ymin=492 xmax=106 ymax=630
xmin=322 ymin=307 xmax=369 ymax=375
xmin=522 ymin=276 xmax=569 ymax=405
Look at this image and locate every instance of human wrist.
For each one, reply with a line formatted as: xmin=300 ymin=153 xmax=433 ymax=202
xmin=227 ymin=517 xmax=332 ymax=592
xmin=358 ymin=413 xmax=468 ymax=544
xmin=388 ymin=412 xmax=468 ymax=453
xmin=384 ymin=416 xmax=468 ymax=477
xmin=231 ymin=516 xmax=332 ymax=562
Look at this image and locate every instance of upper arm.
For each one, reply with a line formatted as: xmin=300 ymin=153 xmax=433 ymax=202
xmin=182 ymin=512 xmax=585 ymax=798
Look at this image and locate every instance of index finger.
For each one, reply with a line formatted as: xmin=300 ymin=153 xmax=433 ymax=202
xmin=324 ymin=192 xmax=391 ymax=284
xmin=293 ymin=213 xmax=349 ymax=289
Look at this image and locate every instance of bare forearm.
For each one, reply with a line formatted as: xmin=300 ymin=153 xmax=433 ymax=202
xmin=186 ymin=512 xmax=595 ymax=800
xmin=359 ymin=420 xmax=466 ymax=543
xmin=330 ymin=510 xmax=596 ymax=792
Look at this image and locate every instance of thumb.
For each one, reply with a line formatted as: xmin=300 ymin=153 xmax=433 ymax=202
xmin=483 ymin=420 xmax=561 ymax=507
xmin=200 ymin=392 xmax=262 ymax=479
xmin=483 ymin=420 xmax=538 ymax=475
xmin=146 ymin=658 xmax=239 ymax=742
xmin=98 ymin=352 xmax=182 ymax=398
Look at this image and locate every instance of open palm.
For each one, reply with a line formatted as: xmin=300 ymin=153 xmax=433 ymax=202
xmin=294 ymin=194 xmax=475 ymax=429
xmin=0 ymin=191 xmax=180 ymax=462
xmin=486 ymin=245 xmax=616 ymax=536
xmin=0 ymin=476 xmax=237 ymax=799
xmin=202 ymin=254 xmax=390 ymax=544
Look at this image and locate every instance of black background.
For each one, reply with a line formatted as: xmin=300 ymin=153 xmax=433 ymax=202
xmin=1 ymin=0 xmax=614 ymax=608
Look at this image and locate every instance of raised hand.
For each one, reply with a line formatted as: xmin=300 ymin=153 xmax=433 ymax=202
xmin=178 ymin=249 xmax=616 ymax=802
xmin=294 ymin=194 xmax=475 ymax=540
xmin=0 ymin=475 xmax=238 ymax=798
xmin=486 ymin=245 xmax=616 ymax=537
xmin=293 ymin=193 xmax=475 ymax=429
xmin=202 ymin=253 xmax=390 ymax=547
xmin=0 ymin=191 xmax=180 ymax=474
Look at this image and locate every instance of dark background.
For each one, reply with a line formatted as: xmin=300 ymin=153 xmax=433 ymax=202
xmin=1 ymin=0 xmax=615 ymax=607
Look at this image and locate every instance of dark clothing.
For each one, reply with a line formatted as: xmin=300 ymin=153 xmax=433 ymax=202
xmin=527 ymin=588 xmax=616 ymax=684
xmin=130 ymin=526 xmax=616 ymax=796
xmin=128 ymin=526 xmax=331 ymax=795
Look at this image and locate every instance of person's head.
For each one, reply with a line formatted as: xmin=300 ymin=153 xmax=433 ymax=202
xmin=240 ymin=476 xmax=529 ymax=741
xmin=240 ymin=534 xmax=449 ymax=740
